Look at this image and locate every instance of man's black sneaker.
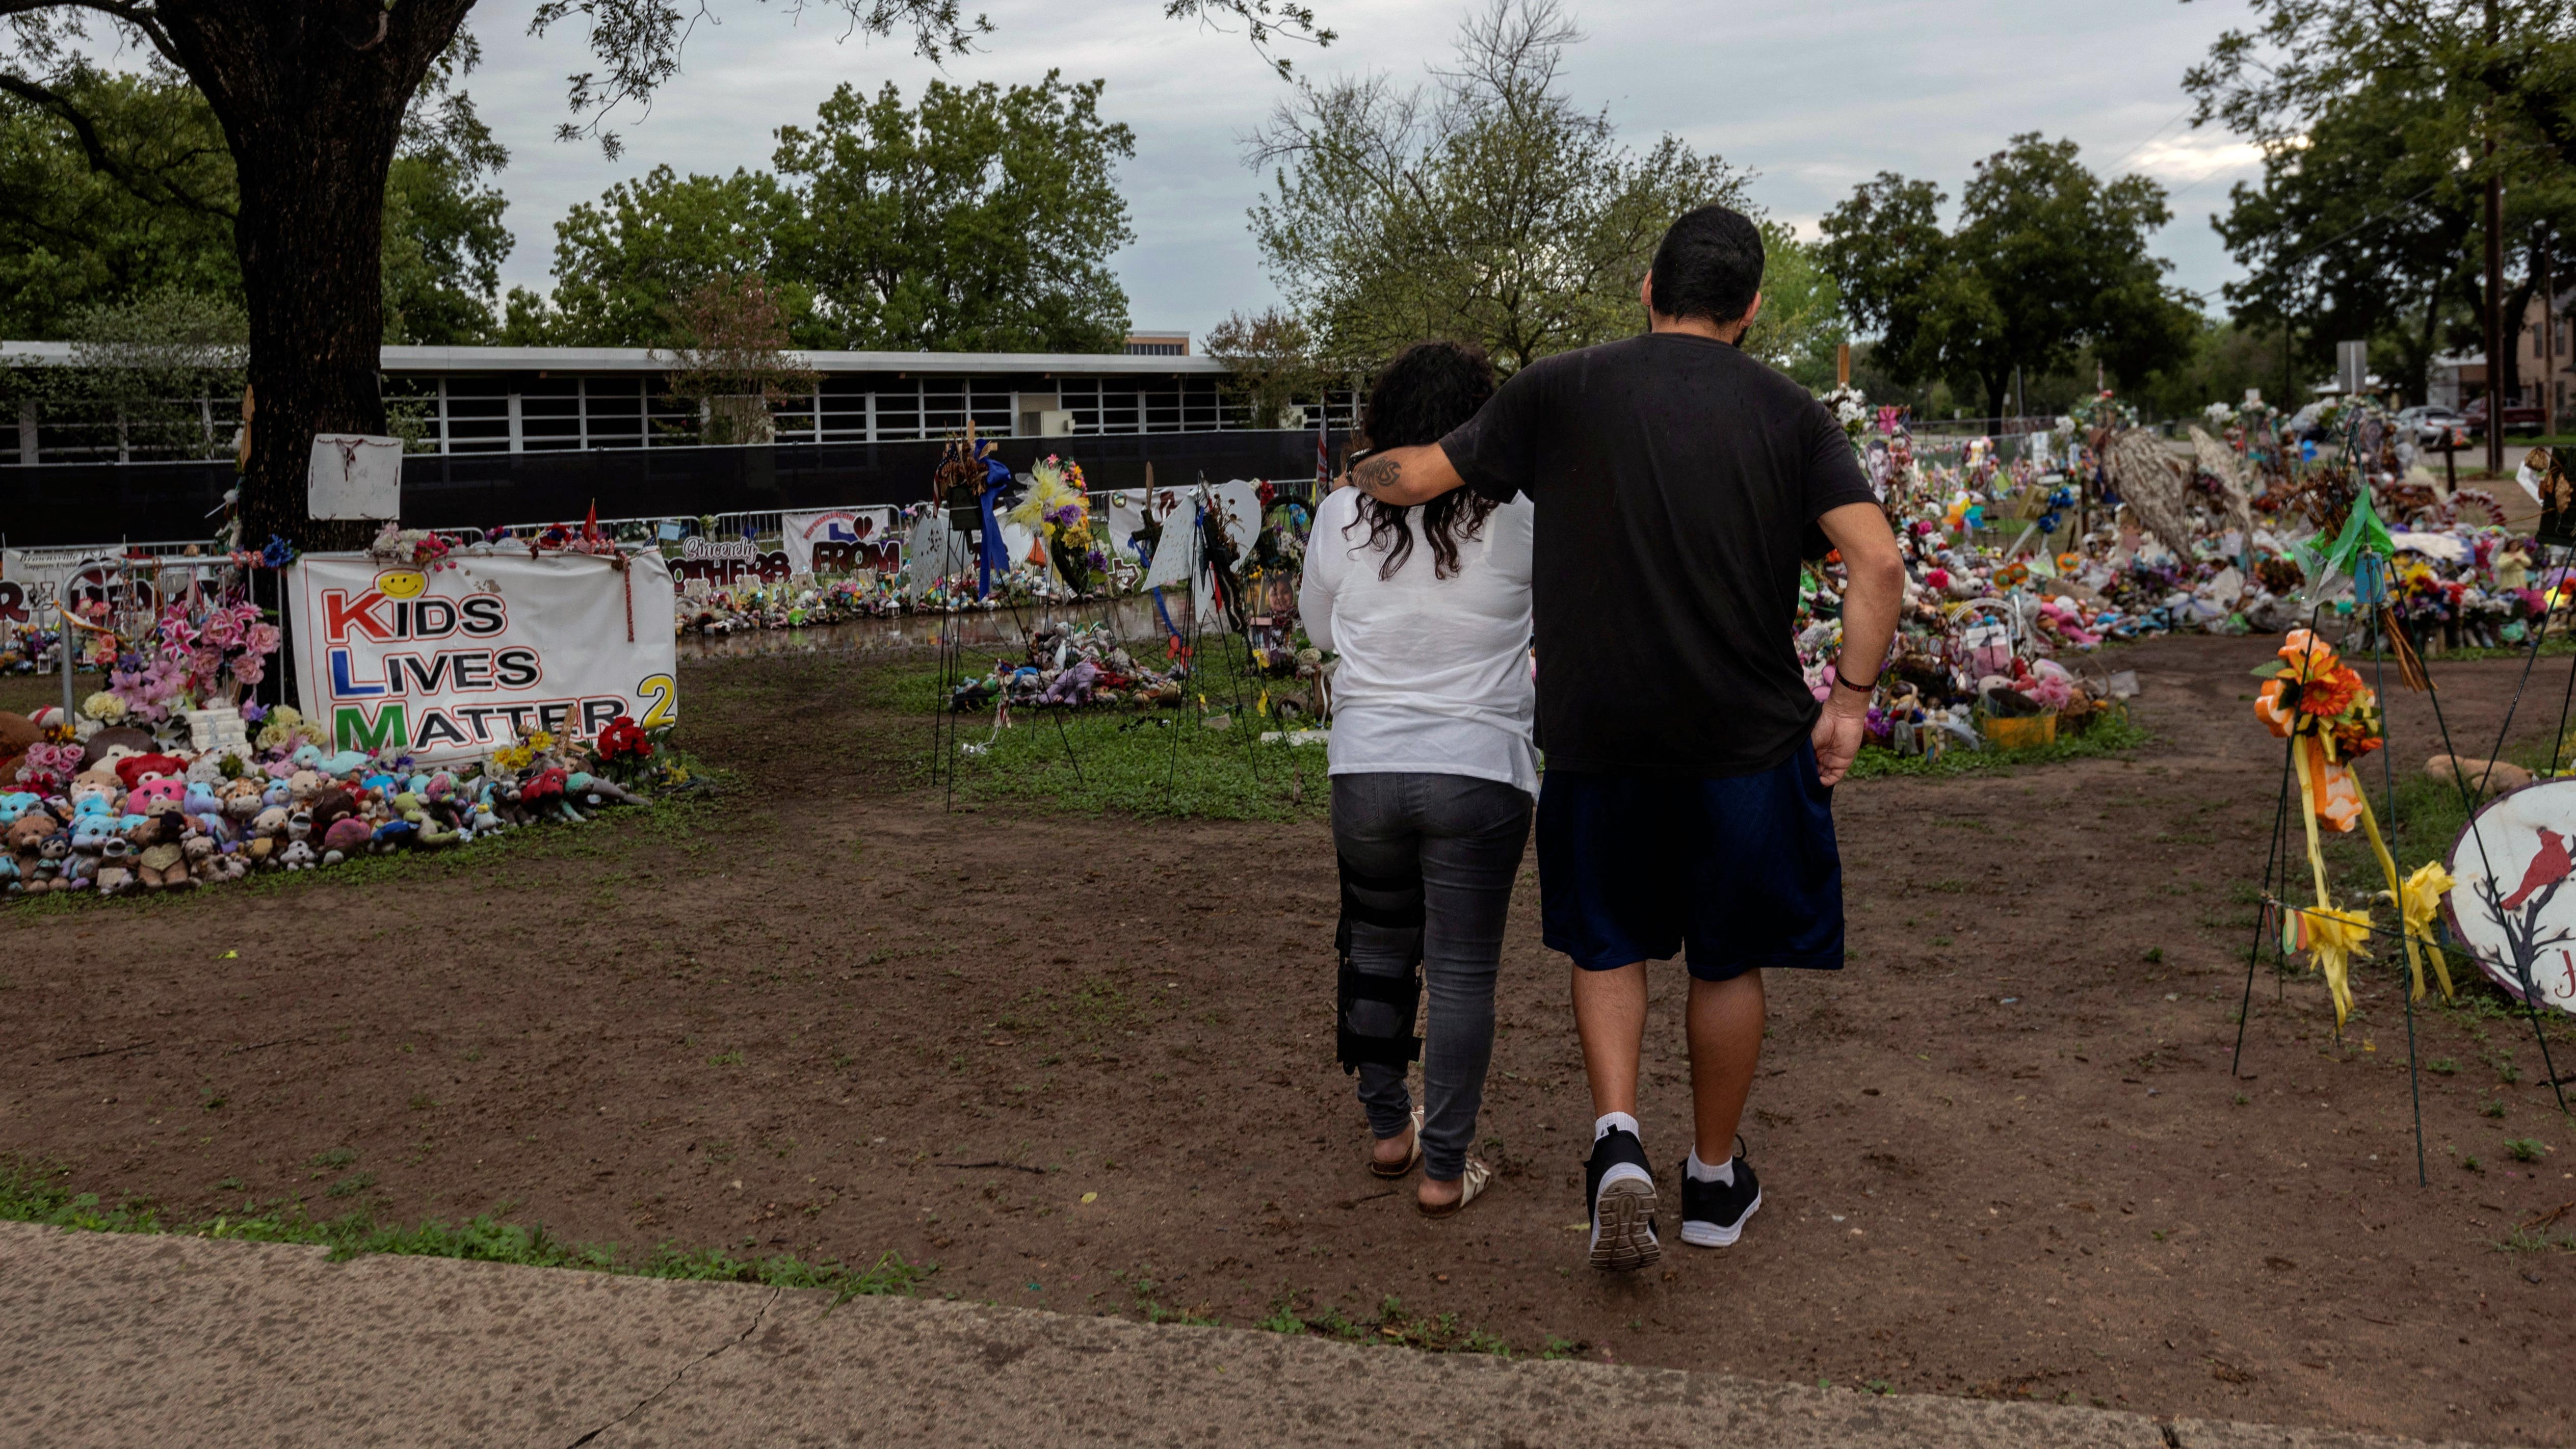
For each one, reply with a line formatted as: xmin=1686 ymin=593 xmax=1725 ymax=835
xmin=1584 ymin=1127 xmax=1660 ymax=1271
xmin=1677 ymin=1149 xmax=1761 ymax=1248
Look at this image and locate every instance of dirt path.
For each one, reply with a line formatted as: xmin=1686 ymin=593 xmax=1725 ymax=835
xmin=5 ymin=640 xmax=2573 ymax=1445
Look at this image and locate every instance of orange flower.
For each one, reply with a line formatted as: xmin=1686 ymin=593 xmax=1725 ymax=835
xmin=2298 ymin=666 xmax=2361 ymax=718
xmin=2274 ymin=629 xmax=2342 ymax=683
xmin=2334 ymin=720 xmax=2383 ymax=758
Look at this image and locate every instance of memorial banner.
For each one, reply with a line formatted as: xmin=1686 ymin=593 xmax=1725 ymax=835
xmin=287 ymin=550 xmax=678 ymax=763
xmin=782 ymin=507 xmax=903 ymax=576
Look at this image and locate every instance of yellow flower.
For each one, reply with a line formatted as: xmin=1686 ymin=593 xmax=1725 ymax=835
xmin=527 ymin=730 xmax=555 ymax=752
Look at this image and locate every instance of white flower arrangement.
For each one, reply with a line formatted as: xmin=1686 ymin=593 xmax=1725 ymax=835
xmin=1819 ymin=383 xmax=1870 ymax=437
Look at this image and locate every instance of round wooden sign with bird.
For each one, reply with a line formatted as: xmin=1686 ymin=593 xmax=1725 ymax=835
xmin=2444 ymin=780 xmax=2576 ymax=1015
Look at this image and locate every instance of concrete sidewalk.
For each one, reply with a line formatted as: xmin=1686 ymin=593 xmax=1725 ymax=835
xmin=0 ymin=1221 xmax=2511 ymax=1448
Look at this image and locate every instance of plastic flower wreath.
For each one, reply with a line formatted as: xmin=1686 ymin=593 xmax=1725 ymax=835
xmin=1009 ymin=457 xmax=1097 ymax=594
xmin=2252 ymin=629 xmax=2446 ymax=1021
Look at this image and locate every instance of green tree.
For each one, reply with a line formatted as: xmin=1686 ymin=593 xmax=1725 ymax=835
xmin=661 ymin=274 xmax=821 ymax=444
xmin=521 ymin=165 xmax=807 ymax=348
xmin=380 ymin=47 xmax=514 ymax=344
xmin=1818 ymin=135 xmax=2197 ymax=419
xmin=15 ymin=286 xmax=248 ymax=461
xmin=0 ymin=1 xmax=1327 ymax=547
xmin=2185 ymin=1 xmax=2576 ymax=409
xmin=1742 ymin=221 xmax=1847 ymax=390
xmin=773 ymin=71 xmax=1135 ymax=352
xmin=0 ymin=53 xmax=510 ymax=345
xmin=1245 ymin=0 xmax=1746 ymax=373
xmin=2132 ymin=319 xmax=2288 ymax=419
xmin=1203 ymin=307 xmax=1326 ymax=426
xmin=0 ymin=66 xmax=238 ymax=338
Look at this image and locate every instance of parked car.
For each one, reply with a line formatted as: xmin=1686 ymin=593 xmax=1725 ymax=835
xmin=2463 ymin=396 xmax=2547 ymax=434
xmin=2397 ymin=405 xmax=2467 ymax=448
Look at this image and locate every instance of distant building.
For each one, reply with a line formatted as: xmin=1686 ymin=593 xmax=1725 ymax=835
xmin=2 ymin=341 xmax=1346 ymax=466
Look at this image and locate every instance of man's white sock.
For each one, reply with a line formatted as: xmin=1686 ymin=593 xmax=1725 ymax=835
xmin=1686 ymin=1149 xmax=1735 ymax=1186
xmin=1593 ymin=1111 xmax=1640 ymax=1142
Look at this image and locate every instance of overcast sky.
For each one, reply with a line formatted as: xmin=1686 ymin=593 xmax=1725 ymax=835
xmin=458 ymin=0 xmax=2268 ymax=337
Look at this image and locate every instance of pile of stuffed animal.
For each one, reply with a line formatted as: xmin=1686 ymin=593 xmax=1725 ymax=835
xmin=0 ymin=704 xmax=658 ymax=901
xmin=945 ymin=621 xmax=1193 ymax=715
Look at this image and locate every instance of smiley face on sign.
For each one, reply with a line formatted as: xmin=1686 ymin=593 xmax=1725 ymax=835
xmin=376 ymin=568 xmax=428 ymax=600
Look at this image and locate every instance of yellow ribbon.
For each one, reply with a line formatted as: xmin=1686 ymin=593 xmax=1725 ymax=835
xmin=2380 ymin=860 xmax=2459 ymax=1001
xmin=2296 ymin=906 xmax=2374 ymax=1026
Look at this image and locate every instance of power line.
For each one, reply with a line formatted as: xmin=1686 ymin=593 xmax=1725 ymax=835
xmin=2101 ymin=107 xmax=2193 ymax=175
xmin=2181 ymin=177 xmax=2452 ymax=305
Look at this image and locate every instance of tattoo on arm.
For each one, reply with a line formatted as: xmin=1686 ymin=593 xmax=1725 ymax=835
xmin=1352 ymin=453 xmax=1403 ymax=502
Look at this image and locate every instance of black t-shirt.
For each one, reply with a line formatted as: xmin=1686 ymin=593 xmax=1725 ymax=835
xmin=1438 ymin=332 xmax=1879 ymax=776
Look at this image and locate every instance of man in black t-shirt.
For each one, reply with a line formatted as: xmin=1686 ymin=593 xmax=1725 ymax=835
xmin=1347 ymin=204 xmax=1905 ymax=1272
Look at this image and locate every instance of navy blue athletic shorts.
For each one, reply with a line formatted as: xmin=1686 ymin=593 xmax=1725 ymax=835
xmin=1536 ymin=739 xmax=1846 ymax=982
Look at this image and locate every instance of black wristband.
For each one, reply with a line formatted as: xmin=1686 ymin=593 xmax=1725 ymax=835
xmin=1834 ymin=670 xmax=1878 ymax=694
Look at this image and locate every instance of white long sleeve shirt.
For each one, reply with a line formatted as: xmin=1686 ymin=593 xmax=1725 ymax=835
xmin=1298 ymin=486 xmax=1538 ymax=797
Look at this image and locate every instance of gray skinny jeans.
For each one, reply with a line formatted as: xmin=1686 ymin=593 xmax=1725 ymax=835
xmin=1331 ymin=771 xmax=1532 ymax=1182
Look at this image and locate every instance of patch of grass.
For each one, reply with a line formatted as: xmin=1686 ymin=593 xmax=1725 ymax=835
xmin=323 ymin=1171 xmax=377 ymax=1199
xmin=2495 ymin=1227 xmax=2576 ymax=1253
xmin=1263 ymin=1291 xmax=1526 ymax=1357
xmin=2484 ymin=1096 xmax=2508 ymax=1118
xmin=705 ymin=1049 xmax=746 ymax=1067
xmin=2429 ymin=1058 xmax=2460 ymax=1075
xmin=1114 ymin=1267 xmax=1220 ymax=1327
xmin=0 ymin=1156 xmax=925 ymax=1304
xmin=902 ymin=646 xmax=1327 ymax=822
xmin=1373 ymin=1295 xmax=1512 ymax=1355
xmin=309 ymin=1147 xmax=357 ymax=1169
xmin=1847 ymin=713 xmax=2151 ymax=780
xmin=2505 ymin=1138 xmax=2548 ymax=1163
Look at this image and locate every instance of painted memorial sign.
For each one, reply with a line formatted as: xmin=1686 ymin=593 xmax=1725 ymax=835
xmin=0 ymin=549 xmax=190 ymax=622
xmin=287 ymin=551 xmax=679 ymax=763
xmin=2443 ymin=779 xmax=2576 ymax=1015
xmin=782 ymin=507 xmax=903 ymax=576
xmin=671 ymin=535 xmax=790 ymax=587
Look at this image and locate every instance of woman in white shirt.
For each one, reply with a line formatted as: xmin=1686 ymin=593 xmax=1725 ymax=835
xmin=1299 ymin=340 xmax=1535 ymax=1217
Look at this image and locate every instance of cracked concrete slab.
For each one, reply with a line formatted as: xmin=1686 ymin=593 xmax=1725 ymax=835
xmin=0 ymin=1222 xmax=765 ymax=1448
xmin=0 ymin=1222 xmax=2520 ymax=1448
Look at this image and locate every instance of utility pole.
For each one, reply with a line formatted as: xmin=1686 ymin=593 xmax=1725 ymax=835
xmin=2544 ymin=224 xmax=2559 ymax=440
xmin=2486 ymin=0 xmax=2507 ymax=474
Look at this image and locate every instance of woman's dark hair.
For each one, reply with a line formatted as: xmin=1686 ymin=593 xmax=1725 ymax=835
xmin=1647 ymin=203 xmax=1765 ymax=326
xmin=1350 ymin=340 xmax=1499 ymax=579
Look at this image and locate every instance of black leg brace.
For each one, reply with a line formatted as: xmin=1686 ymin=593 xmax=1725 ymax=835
xmin=1335 ymin=853 xmax=1424 ymax=1074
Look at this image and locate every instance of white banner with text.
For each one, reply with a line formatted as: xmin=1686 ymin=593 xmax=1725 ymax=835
xmin=287 ymin=550 xmax=678 ymax=763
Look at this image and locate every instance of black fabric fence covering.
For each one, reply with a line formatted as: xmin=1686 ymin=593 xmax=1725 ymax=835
xmin=0 ymin=430 xmax=1332 ymax=548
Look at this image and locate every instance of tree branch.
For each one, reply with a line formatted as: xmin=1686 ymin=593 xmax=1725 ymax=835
xmin=0 ymin=69 xmax=233 ymax=218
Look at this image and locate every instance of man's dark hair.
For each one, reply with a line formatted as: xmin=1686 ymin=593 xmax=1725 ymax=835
xmin=1351 ymin=339 xmax=1498 ymax=579
xmin=1648 ymin=204 xmax=1765 ymax=326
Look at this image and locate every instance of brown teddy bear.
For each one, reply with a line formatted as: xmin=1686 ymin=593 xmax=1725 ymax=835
xmin=6 ymin=813 xmax=57 ymax=888
xmin=128 ymin=810 xmax=191 ymax=890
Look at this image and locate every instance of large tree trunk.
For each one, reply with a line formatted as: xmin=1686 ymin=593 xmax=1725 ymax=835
xmin=155 ymin=1 xmax=473 ymax=550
